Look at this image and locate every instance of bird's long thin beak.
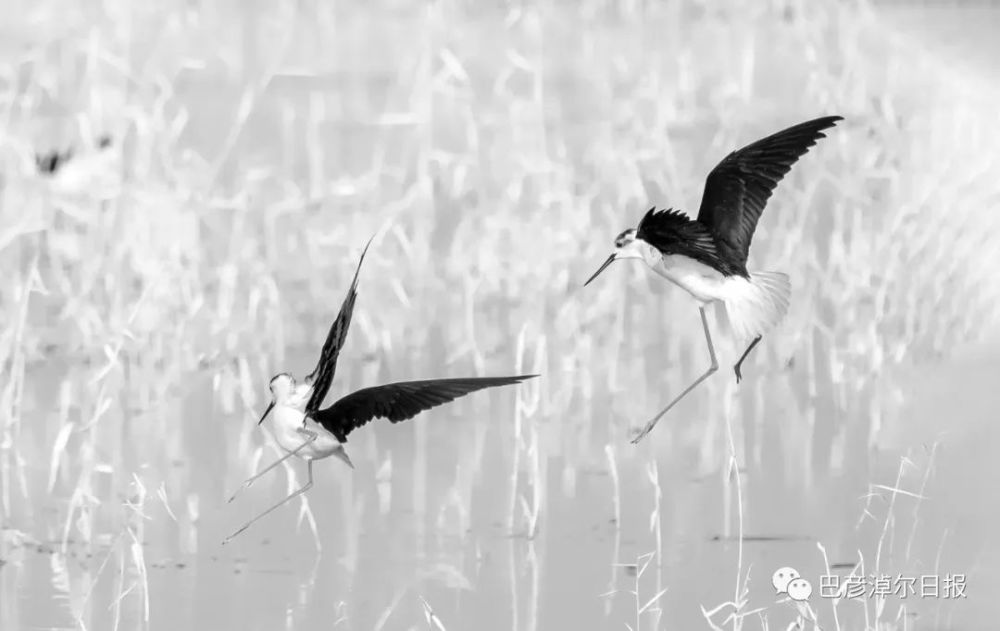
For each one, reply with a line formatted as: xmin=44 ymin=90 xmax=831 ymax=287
xmin=584 ymin=254 xmax=617 ymax=286
xmin=257 ymin=400 xmax=275 ymax=425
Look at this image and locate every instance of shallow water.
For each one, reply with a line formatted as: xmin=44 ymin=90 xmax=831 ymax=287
xmin=3 ymin=331 xmax=996 ymax=630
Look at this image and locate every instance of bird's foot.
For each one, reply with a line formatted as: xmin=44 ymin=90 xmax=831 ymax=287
xmin=631 ymin=418 xmax=658 ymax=444
xmin=734 ymin=364 xmax=743 ymax=384
xmin=221 ymin=527 xmax=247 ymax=546
xmin=227 ymin=479 xmax=253 ymax=503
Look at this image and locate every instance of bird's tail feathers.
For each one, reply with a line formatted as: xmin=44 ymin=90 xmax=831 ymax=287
xmin=720 ymin=271 xmax=791 ymax=343
xmin=334 ymin=445 xmax=355 ymax=469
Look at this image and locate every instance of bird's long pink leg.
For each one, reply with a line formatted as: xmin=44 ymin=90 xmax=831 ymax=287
xmin=733 ymin=335 xmax=762 ymax=383
xmin=632 ymin=305 xmax=718 ymax=444
xmin=226 ymin=429 xmax=318 ymax=503
xmin=223 ymin=434 xmax=317 ymax=545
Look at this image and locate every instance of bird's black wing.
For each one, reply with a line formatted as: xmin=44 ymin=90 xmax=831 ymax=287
xmin=636 ymin=207 xmax=741 ymax=275
xmin=314 ymin=375 xmax=537 ymax=441
xmin=303 ymin=237 xmax=374 ymax=416
xmin=695 ymin=116 xmax=842 ymax=266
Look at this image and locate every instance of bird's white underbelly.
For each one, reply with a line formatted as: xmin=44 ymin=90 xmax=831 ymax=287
xmin=266 ymin=405 xmax=341 ymax=461
xmin=650 ymin=255 xmax=731 ymax=303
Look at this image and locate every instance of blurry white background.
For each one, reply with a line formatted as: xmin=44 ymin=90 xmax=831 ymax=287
xmin=1 ymin=1 xmax=998 ymax=629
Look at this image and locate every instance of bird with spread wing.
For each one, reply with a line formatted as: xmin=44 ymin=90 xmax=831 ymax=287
xmin=584 ymin=116 xmax=843 ymax=443
xmin=224 ymin=237 xmax=536 ymax=543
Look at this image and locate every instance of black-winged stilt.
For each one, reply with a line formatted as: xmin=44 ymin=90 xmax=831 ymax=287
xmin=224 ymin=237 xmax=536 ymax=543
xmin=584 ymin=116 xmax=843 ymax=444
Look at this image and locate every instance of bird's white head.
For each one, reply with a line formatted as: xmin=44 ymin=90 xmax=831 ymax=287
xmin=259 ymin=373 xmax=295 ymax=425
xmin=269 ymin=373 xmax=295 ymax=398
xmin=584 ymin=228 xmax=648 ymax=286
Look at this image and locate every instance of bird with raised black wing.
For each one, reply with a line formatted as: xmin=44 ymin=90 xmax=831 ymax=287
xmin=224 ymin=236 xmax=536 ymax=544
xmin=584 ymin=116 xmax=843 ymax=444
